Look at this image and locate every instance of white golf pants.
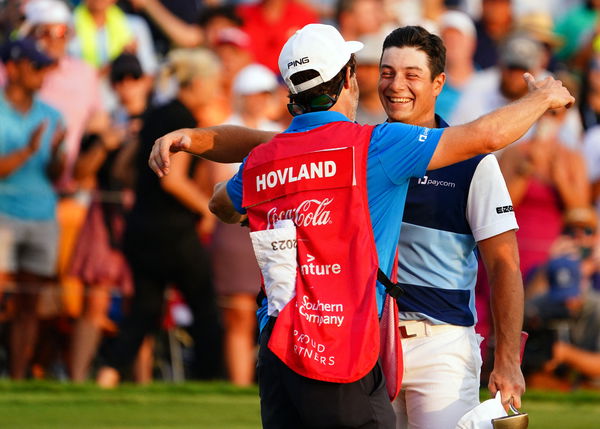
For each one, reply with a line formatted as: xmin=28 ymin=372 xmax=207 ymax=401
xmin=393 ymin=321 xmax=483 ymax=429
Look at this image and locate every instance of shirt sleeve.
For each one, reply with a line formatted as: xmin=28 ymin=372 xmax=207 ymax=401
xmin=226 ymin=158 xmax=247 ymax=214
xmin=467 ymin=154 xmax=518 ymax=242
xmin=370 ymin=122 xmax=443 ymax=184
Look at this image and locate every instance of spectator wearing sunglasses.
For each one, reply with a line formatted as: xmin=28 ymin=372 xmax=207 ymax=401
xmin=18 ymin=2 xmax=115 ymax=360
xmin=20 ymin=0 xmax=107 ymax=195
xmin=523 ymin=207 xmax=600 ymax=389
xmin=525 ymin=208 xmax=600 ymax=298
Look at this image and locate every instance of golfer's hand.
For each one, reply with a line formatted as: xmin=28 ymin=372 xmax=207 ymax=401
xmin=488 ymin=361 xmax=526 ymax=410
xmin=524 ymin=72 xmax=575 ymax=110
xmin=149 ymin=130 xmax=191 ymax=177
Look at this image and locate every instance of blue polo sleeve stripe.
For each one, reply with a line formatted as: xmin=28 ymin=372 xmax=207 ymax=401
xmin=371 ymin=122 xmax=443 ymax=184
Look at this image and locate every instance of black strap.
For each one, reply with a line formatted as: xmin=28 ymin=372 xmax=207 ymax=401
xmin=377 ymin=268 xmax=405 ymax=299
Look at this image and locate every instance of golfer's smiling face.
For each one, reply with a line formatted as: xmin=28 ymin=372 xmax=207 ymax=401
xmin=378 ymin=46 xmax=444 ymax=126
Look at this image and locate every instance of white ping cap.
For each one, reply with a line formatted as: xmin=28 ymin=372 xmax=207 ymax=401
xmin=278 ymin=24 xmax=363 ymax=94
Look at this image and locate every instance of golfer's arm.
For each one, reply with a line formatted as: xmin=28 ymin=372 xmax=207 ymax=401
xmin=428 ymin=90 xmax=551 ymax=170
xmin=184 ymin=126 xmax=277 ymax=163
xmin=479 ymin=231 xmax=524 ymax=366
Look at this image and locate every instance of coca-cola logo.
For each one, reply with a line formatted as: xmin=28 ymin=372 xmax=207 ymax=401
xmin=267 ymin=198 xmax=333 ymax=229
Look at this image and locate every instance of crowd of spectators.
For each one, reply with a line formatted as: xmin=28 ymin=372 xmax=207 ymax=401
xmin=1 ymin=0 xmax=600 ymax=391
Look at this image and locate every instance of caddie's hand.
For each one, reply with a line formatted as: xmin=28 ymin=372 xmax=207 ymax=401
xmin=148 ymin=130 xmax=191 ymax=178
xmin=524 ymin=73 xmax=575 ymax=110
xmin=488 ymin=360 xmax=526 ymax=410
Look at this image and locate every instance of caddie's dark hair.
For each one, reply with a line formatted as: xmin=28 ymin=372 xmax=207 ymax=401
xmin=382 ymin=26 xmax=446 ymax=80
xmin=288 ymin=54 xmax=357 ymax=107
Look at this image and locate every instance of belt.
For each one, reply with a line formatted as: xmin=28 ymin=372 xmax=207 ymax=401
xmin=398 ymin=320 xmax=460 ymax=339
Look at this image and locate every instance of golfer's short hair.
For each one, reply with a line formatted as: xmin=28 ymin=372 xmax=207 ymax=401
xmin=383 ymin=26 xmax=446 ymax=80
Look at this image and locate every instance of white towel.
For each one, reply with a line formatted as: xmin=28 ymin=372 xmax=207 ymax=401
xmin=250 ymin=220 xmax=298 ymax=317
xmin=455 ymin=392 xmax=508 ymax=429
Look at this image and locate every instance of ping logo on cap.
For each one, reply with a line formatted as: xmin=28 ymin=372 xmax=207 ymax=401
xmin=288 ymin=57 xmax=310 ymax=69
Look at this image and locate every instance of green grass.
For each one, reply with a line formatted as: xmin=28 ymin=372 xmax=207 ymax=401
xmin=0 ymin=381 xmax=261 ymax=429
xmin=511 ymin=390 xmax=600 ymax=429
xmin=0 ymin=382 xmax=599 ymax=428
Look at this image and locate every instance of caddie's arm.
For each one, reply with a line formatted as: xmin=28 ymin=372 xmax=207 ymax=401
xmin=427 ymin=73 xmax=575 ymax=170
xmin=149 ymin=126 xmax=276 ymax=177
xmin=209 ymin=181 xmax=244 ymax=224
xmin=478 ymin=231 xmax=526 ymax=410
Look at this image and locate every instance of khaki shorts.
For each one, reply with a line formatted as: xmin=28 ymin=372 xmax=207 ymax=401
xmin=0 ymin=214 xmax=59 ymax=277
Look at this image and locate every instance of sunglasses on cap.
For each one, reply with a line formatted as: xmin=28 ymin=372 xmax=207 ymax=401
xmin=287 ymin=78 xmax=345 ymax=117
xmin=34 ymin=25 xmax=69 ymax=40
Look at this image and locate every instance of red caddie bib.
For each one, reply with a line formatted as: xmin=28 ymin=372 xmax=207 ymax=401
xmin=242 ymin=121 xmax=380 ymax=383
